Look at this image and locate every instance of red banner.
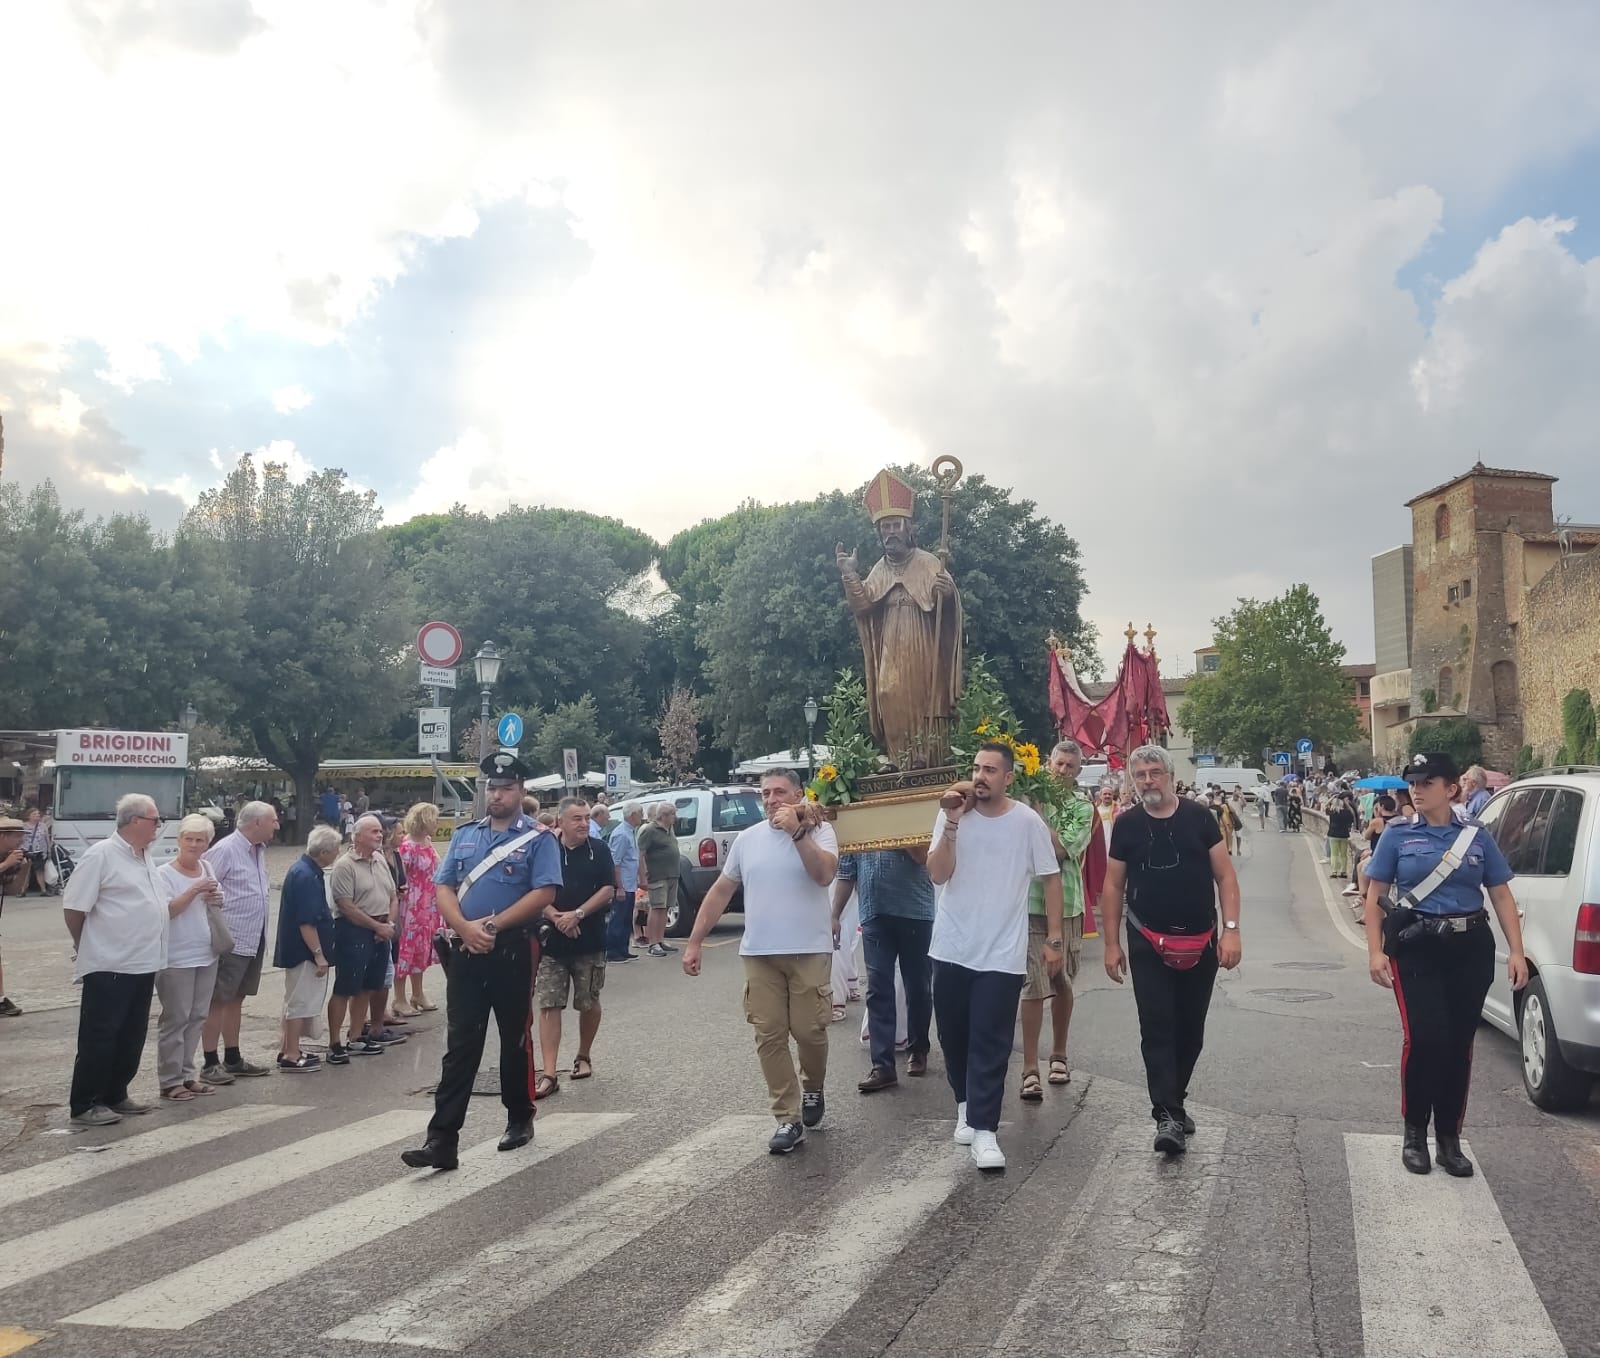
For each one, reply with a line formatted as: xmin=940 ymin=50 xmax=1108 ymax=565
xmin=1047 ymin=642 xmax=1170 ymax=759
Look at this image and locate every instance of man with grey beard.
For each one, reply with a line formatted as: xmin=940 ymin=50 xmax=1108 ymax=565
xmin=1098 ymin=745 xmax=1242 ymax=1157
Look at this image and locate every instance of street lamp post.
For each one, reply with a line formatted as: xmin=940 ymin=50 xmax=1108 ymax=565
xmin=803 ymin=695 xmax=819 ymax=779
xmin=473 ymin=641 xmax=503 ymax=814
xmin=180 ymin=702 xmax=199 ymax=733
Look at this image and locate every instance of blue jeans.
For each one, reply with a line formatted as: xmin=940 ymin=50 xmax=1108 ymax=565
xmin=606 ymin=891 xmax=634 ymax=959
xmin=861 ymin=916 xmax=934 ymax=1070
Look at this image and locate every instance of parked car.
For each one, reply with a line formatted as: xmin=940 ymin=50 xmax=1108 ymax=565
xmin=608 ymin=783 xmax=766 ymax=936
xmin=1474 ymin=768 xmax=1600 ymax=1111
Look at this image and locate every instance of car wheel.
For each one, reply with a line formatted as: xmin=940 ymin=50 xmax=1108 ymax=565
xmin=665 ymin=883 xmax=696 ymax=938
xmin=1518 ymin=976 xmax=1593 ymax=1112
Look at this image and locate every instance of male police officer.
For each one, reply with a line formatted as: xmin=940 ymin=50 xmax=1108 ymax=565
xmin=401 ymin=752 xmax=562 ymax=1170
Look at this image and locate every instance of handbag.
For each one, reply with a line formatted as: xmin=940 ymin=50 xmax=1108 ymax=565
xmin=200 ymin=862 xmax=235 ymax=957
xmin=42 ymin=857 xmax=60 ymax=888
xmin=1125 ymin=904 xmax=1214 ymax=971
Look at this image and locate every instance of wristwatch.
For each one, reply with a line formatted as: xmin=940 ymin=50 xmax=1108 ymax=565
xmin=1046 ymin=937 xmax=1063 ymax=949
xmin=1223 ymin=920 xmax=1239 ymax=931
xmin=483 ymin=917 xmax=499 ymax=937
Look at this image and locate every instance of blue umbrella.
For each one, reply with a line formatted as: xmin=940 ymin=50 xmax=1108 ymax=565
xmin=1353 ymin=775 xmax=1407 ymax=790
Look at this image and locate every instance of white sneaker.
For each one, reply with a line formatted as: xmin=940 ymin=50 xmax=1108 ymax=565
xmin=971 ymin=1130 xmax=1006 ymax=1171
xmin=953 ymin=1102 xmax=975 ymax=1145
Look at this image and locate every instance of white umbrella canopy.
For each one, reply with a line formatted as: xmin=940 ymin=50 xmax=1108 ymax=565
xmin=731 ymin=746 xmax=830 ymax=776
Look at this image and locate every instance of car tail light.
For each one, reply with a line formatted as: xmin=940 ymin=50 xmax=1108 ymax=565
xmin=698 ymin=837 xmax=718 ymax=868
xmin=1575 ymin=904 xmax=1600 ymax=975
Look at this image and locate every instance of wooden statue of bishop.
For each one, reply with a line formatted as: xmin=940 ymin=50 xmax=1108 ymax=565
xmin=835 ymin=469 xmax=963 ymax=767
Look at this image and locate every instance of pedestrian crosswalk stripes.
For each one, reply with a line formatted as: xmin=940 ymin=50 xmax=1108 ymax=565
xmin=1344 ymin=1132 xmax=1567 ymax=1358
xmin=0 ymin=1109 xmax=419 ymax=1293
xmin=994 ymin=1122 xmax=1231 ymax=1356
xmin=64 ymin=1113 xmax=630 ymax=1331
xmin=325 ymin=1114 xmax=772 ymax=1351
xmin=0 ymin=1104 xmax=1588 ymax=1355
xmin=0 ymin=1103 xmax=304 ymax=1211
xmin=637 ymin=1131 xmax=966 ymax=1358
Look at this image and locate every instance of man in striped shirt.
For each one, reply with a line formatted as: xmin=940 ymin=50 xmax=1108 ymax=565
xmin=200 ymin=800 xmax=279 ymax=1081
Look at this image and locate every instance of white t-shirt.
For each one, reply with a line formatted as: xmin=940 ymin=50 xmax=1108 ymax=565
xmin=158 ymin=861 xmax=216 ymax=970
xmin=722 ymin=819 xmax=839 ymax=956
xmin=61 ymin=834 xmax=169 ymax=979
xmin=929 ymin=801 xmax=1059 ymax=975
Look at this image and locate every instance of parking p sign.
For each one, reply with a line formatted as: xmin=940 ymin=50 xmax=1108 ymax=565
xmin=605 ymin=755 xmax=631 ymax=793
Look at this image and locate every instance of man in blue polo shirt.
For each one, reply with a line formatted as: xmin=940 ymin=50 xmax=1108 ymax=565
xmin=401 ymin=752 xmax=562 ymax=1171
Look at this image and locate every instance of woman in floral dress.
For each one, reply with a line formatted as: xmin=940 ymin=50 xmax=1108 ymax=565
xmin=393 ymin=803 xmax=442 ymax=1014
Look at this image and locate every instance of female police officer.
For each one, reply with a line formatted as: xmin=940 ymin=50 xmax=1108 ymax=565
xmin=1362 ymin=752 xmax=1529 ymax=1176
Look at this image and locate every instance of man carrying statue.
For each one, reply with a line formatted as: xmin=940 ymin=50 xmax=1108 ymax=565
xmin=835 ymin=468 xmax=963 ymax=768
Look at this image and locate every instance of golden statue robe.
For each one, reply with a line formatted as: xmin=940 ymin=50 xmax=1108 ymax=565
xmin=842 ymin=548 xmax=963 ymax=766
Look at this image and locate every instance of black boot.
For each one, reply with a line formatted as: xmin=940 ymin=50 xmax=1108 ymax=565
xmin=1434 ymin=1131 xmax=1474 ymax=1177
xmin=400 ymin=1139 xmax=459 ymax=1171
xmin=1401 ymin=1124 xmax=1431 ymax=1175
xmin=498 ymin=1119 xmax=534 ymax=1152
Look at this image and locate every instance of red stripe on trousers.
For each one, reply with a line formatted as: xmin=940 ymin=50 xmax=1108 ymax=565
xmin=1390 ymin=964 xmax=1412 ymax=1123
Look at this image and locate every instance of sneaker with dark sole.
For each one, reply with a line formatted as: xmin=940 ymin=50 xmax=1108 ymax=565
xmin=1176 ymin=1111 xmax=1197 ymax=1136
xmin=351 ymin=1039 xmax=385 ymax=1056
xmin=365 ymin=1029 xmax=407 ymax=1045
xmin=1153 ymin=1114 xmax=1187 ymax=1155
xmin=0 ymin=997 xmax=23 ymax=1017
xmin=768 ymin=1121 xmax=805 ymax=1154
xmin=646 ymin=943 xmax=670 ymax=958
xmin=801 ymin=1089 xmax=825 ymax=1128
xmin=326 ymin=1043 xmax=351 ymax=1065
xmin=199 ymin=1063 xmax=236 ymax=1086
xmin=224 ymin=1058 xmax=272 ymax=1078
xmin=277 ymin=1053 xmax=322 ymax=1072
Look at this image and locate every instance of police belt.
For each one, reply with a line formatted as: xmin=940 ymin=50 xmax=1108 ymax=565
xmin=1423 ymin=910 xmax=1490 ymax=933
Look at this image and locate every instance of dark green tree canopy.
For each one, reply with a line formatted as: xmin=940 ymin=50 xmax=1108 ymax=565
xmin=1181 ymin=584 xmax=1361 ymax=762
xmin=184 ymin=455 xmax=408 ymax=821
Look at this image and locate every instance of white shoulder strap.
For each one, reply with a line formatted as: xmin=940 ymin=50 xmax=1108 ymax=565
xmin=1398 ymin=825 xmax=1479 ymax=910
xmin=457 ymin=826 xmax=546 ymax=909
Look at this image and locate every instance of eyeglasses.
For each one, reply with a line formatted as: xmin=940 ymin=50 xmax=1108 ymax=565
xmin=135 ymin=815 xmax=163 ymax=825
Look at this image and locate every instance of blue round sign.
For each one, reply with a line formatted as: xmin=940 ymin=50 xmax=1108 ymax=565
xmin=1296 ymin=737 xmax=1314 ymax=755
xmin=496 ymin=712 xmax=524 ymax=747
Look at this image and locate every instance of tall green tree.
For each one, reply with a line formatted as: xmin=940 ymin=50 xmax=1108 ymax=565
xmin=530 ymin=695 xmax=607 ymax=779
xmin=185 ymin=455 xmax=407 ymax=840
xmin=1181 ymin=585 xmax=1361 ymax=762
xmin=387 ymin=506 xmax=659 ymax=764
xmin=0 ymin=481 xmax=244 ymax=730
xmin=696 ymin=470 xmax=1093 ymax=755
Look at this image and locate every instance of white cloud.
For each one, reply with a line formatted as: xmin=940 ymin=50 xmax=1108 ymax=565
xmin=271 ymin=384 xmax=312 ymax=414
xmin=5 ymin=0 xmax=1600 ymax=671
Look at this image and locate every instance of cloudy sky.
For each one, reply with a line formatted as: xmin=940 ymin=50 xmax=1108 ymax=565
xmin=4 ymin=1 xmax=1599 ymax=671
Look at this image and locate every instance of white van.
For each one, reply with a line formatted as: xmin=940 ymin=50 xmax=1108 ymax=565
xmin=1192 ymin=767 xmax=1272 ymax=800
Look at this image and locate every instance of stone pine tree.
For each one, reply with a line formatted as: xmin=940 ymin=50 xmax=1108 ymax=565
xmin=657 ymin=686 xmax=701 ymax=781
xmin=1182 ymin=584 xmax=1362 ymax=763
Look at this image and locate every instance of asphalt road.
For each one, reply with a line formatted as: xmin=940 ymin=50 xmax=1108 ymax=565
xmin=1 ymin=824 xmax=1597 ymax=1358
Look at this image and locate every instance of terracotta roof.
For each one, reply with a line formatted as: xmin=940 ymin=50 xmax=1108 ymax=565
xmin=1518 ymin=530 xmax=1600 ymax=545
xmin=1404 ymin=462 xmax=1557 ymax=508
xmin=1342 ymin=663 xmax=1377 ymax=679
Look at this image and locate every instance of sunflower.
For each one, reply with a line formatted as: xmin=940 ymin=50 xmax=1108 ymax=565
xmin=818 ymin=764 xmax=839 ymax=782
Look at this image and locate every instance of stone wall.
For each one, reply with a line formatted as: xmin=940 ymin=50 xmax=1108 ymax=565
xmin=1518 ymin=547 xmax=1600 ymax=761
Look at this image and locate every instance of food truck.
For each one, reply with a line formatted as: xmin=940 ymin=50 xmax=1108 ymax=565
xmin=42 ymin=729 xmax=189 ymax=866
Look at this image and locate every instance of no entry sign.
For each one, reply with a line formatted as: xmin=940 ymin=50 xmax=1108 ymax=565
xmin=417 ymin=621 xmax=463 ymax=668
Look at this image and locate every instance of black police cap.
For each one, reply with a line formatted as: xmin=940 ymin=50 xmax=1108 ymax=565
xmin=1404 ymin=751 xmax=1461 ymax=783
xmin=480 ymin=750 xmax=531 ymax=787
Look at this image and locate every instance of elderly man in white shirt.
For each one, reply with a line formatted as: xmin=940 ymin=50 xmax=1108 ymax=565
xmin=63 ymin=793 xmax=170 ymax=1127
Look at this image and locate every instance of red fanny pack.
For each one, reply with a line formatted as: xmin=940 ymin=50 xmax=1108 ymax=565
xmin=1126 ymin=907 xmax=1214 ymax=971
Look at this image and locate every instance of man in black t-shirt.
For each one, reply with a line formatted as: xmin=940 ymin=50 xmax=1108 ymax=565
xmin=1099 ymin=745 xmax=1242 ymax=1156
xmin=532 ymin=798 xmax=618 ymax=1096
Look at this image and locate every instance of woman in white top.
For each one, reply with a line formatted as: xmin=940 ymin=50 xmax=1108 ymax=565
xmin=155 ymin=814 xmax=225 ymax=1101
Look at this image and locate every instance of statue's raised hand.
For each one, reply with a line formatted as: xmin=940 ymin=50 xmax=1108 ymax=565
xmin=835 ymin=542 xmax=859 ymax=577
